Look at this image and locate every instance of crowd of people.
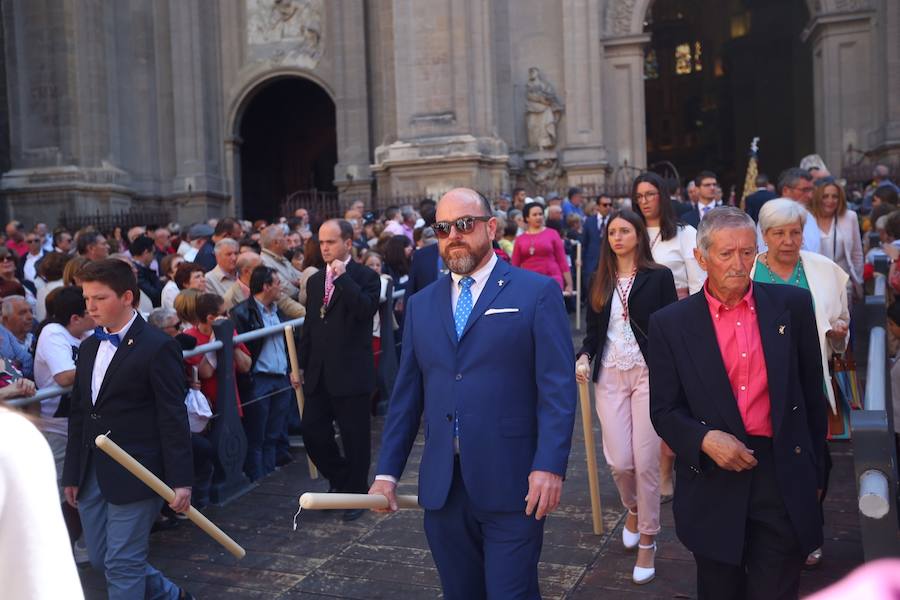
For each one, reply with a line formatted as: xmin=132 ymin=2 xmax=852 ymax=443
xmin=0 ymin=160 xmax=897 ymax=599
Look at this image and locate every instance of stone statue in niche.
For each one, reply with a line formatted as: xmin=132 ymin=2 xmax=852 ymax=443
xmin=525 ymin=67 xmax=564 ymax=151
xmin=247 ymin=0 xmax=323 ymax=68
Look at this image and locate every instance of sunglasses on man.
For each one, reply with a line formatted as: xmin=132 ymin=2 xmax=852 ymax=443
xmin=432 ymin=216 xmax=492 ymax=239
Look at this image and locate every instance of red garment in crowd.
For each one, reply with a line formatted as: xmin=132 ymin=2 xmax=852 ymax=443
xmin=4 ymin=240 xmax=26 ymax=260
xmin=183 ymin=327 xmax=250 ymax=418
xmin=703 ymin=282 xmax=773 ymax=437
xmin=511 ymin=228 xmax=569 ymax=289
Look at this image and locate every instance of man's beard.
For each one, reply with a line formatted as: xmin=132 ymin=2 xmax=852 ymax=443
xmin=441 ymin=240 xmax=490 ymax=275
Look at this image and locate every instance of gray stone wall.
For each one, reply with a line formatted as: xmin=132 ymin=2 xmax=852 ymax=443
xmin=0 ymin=0 xmax=895 ymax=226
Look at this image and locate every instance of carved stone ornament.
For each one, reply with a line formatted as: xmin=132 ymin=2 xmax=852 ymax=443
xmin=525 ymin=155 xmax=564 ymax=194
xmin=610 ymin=0 xmax=638 ymax=35
xmin=246 ymin=0 xmax=323 ymax=68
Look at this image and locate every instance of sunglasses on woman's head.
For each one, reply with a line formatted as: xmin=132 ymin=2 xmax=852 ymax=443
xmin=432 ymin=216 xmax=492 ymax=239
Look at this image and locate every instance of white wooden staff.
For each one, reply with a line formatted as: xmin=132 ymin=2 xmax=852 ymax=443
xmin=576 ymin=364 xmax=603 ymax=534
xmin=575 ymin=241 xmax=583 ymax=331
xmin=94 ymin=434 xmax=246 ymax=559
xmin=299 ymin=492 xmax=420 ymax=510
xmin=283 ymin=324 xmax=319 ymax=480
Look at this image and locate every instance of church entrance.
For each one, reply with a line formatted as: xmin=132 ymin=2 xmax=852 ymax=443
xmin=238 ymin=77 xmax=337 ymax=222
xmin=643 ymin=0 xmax=814 ymax=195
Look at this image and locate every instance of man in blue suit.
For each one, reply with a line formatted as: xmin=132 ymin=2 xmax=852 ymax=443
xmin=580 ymin=194 xmax=612 ymax=283
xmin=369 ymin=188 xmax=577 ymax=599
xmin=404 ymin=241 xmax=444 ymax=303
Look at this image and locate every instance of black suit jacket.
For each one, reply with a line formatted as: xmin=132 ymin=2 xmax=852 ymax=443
xmin=577 ymin=267 xmax=677 ymax=382
xmin=648 ymin=283 xmax=827 ymax=565
xmin=681 ymin=201 xmax=723 ymax=228
xmin=62 ymin=315 xmax=192 ymax=504
xmin=299 ymin=260 xmax=380 ymax=397
xmin=405 ymin=243 xmax=440 ymax=304
xmin=135 ymin=262 xmax=164 ymax=306
xmin=744 ymin=189 xmax=778 ymax=223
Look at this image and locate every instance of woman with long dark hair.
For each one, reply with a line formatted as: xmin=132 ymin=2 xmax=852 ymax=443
xmin=575 ymin=209 xmax=677 ymax=585
xmin=632 ymin=172 xmax=705 ymax=300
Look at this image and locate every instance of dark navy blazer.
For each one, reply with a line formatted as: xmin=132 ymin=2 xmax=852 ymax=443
xmin=376 ymin=259 xmax=578 ymax=512
xmin=648 ymin=283 xmax=827 ymax=565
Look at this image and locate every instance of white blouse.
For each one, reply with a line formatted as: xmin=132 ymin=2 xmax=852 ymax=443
xmin=601 ymin=278 xmax=645 ymax=371
xmin=647 ymin=225 xmax=706 ymax=296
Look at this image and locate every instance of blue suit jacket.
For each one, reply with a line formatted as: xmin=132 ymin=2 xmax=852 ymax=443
xmin=581 ymin=215 xmax=603 ymax=279
xmin=376 ymin=259 xmax=577 ymax=512
xmin=404 ymin=243 xmax=440 ymax=303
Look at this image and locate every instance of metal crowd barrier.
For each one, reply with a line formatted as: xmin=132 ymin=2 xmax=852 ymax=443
xmin=851 ymin=257 xmax=900 ymax=559
xmin=8 ymin=287 xmax=408 ymax=504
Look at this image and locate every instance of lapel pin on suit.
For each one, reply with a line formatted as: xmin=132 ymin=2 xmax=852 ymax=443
xmin=497 ymin=280 xmax=504 ymax=287
xmin=778 ymin=325 xmax=786 ymax=335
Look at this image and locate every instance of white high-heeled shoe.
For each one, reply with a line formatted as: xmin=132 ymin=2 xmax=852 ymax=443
xmin=622 ymin=510 xmax=640 ymax=550
xmin=632 ymin=542 xmax=656 ymax=585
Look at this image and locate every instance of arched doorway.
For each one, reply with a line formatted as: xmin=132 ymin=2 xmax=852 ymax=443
xmin=238 ymin=77 xmax=337 ymax=221
xmin=643 ymin=0 xmax=814 ymax=194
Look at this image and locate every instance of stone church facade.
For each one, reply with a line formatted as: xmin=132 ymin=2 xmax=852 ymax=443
xmin=0 ymin=0 xmax=896 ymax=225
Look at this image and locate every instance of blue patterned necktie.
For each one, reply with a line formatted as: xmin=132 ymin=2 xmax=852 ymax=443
xmin=93 ymin=327 xmax=120 ymax=347
xmin=454 ymin=276 xmax=475 ymax=339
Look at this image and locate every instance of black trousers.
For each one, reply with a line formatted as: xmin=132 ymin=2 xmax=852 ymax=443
xmin=301 ymin=386 xmax=371 ymax=493
xmin=695 ymin=437 xmax=805 ymax=600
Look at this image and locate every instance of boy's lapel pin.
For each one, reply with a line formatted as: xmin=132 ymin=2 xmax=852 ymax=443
xmin=778 ymin=325 xmax=785 ymax=335
xmin=127 ymin=338 xmax=134 ymax=346
xmin=497 ymin=279 xmax=504 ymax=287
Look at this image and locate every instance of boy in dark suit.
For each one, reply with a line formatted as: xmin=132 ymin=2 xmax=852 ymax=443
xmin=63 ymin=259 xmax=193 ymax=600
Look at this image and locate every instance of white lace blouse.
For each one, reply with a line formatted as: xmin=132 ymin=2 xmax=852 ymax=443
xmin=601 ymin=277 xmax=646 ymax=371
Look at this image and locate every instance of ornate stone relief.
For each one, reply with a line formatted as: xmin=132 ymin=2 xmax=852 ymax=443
xmin=247 ymin=0 xmax=323 ymax=69
xmin=610 ymin=0 xmax=638 ymax=36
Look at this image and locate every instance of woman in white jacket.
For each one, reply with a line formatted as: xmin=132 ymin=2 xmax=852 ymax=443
xmin=811 ymin=180 xmax=864 ymax=301
xmin=751 ymin=198 xmax=850 ymax=569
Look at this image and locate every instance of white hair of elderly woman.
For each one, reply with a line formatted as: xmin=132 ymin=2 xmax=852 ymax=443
xmin=696 ymin=206 xmax=755 ymax=255
xmin=758 ymin=198 xmax=808 ymax=235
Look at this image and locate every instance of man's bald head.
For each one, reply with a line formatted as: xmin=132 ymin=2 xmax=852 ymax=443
xmin=437 ymin=188 xmax=492 ymax=219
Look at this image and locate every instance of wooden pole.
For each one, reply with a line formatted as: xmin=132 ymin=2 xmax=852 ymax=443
xmin=575 ymin=241 xmax=583 ymax=331
xmin=95 ymin=435 xmax=246 ymax=559
xmin=299 ymin=492 xmax=420 ymax=510
xmin=577 ymin=365 xmax=603 ymax=534
xmin=283 ymin=325 xmax=319 ymax=480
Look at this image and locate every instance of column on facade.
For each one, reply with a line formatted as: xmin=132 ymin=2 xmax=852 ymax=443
xmin=333 ymin=0 xmax=373 ymax=200
xmin=804 ymin=8 xmax=876 ymax=174
xmin=372 ymin=0 xmax=508 ymax=196
xmin=560 ymin=0 xmax=608 ymax=187
xmin=167 ymin=0 xmax=227 ymax=222
xmin=601 ymin=34 xmax=650 ymax=174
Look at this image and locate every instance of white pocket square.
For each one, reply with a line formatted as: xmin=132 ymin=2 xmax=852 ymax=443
xmin=485 ymin=308 xmax=519 ymax=315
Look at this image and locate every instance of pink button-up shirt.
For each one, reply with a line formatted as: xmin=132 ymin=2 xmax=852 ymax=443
xmin=704 ymin=282 xmax=773 ymax=437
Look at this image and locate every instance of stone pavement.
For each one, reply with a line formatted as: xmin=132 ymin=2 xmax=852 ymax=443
xmin=80 ymin=418 xmax=862 ymax=599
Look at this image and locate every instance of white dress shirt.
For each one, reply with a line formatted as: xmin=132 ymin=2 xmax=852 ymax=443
xmin=376 ymin=252 xmax=498 ymax=485
xmin=90 ymin=311 xmax=138 ymax=405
